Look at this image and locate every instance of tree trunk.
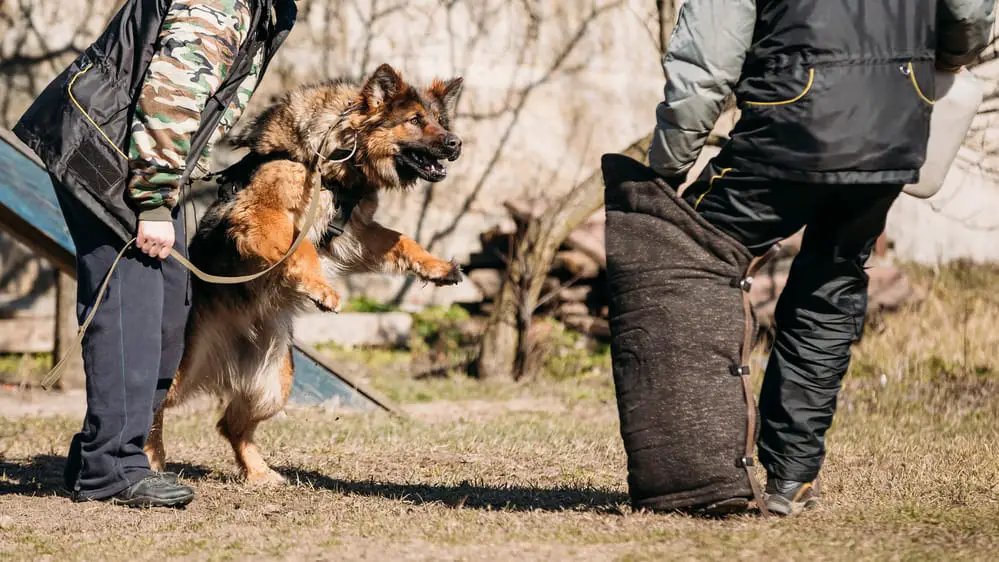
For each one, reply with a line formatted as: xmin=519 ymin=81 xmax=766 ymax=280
xmin=475 ymin=134 xmax=653 ymax=380
xmin=54 ymin=272 xmax=84 ymax=390
xmin=655 ymin=0 xmax=676 ymax=57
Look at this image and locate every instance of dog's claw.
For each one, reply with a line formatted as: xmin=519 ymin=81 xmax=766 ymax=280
xmin=309 ymin=286 xmax=341 ymax=313
xmin=431 ymin=260 xmax=463 ymax=287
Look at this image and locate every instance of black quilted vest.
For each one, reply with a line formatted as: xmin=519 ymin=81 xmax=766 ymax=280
xmin=720 ymin=0 xmax=939 ymax=184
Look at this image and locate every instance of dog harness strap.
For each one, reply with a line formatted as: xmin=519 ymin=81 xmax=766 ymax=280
xmin=319 ymin=181 xmax=361 ymax=247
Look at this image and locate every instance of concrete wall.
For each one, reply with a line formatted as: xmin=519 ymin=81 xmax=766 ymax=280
xmin=1 ymin=1 xmax=997 ymax=319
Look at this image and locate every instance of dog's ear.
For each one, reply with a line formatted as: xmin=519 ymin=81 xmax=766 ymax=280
xmin=428 ymin=77 xmax=464 ymax=117
xmin=362 ymin=64 xmax=405 ymax=110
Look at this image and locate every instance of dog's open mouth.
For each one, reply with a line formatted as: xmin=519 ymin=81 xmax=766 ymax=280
xmin=397 ymin=148 xmax=448 ymax=182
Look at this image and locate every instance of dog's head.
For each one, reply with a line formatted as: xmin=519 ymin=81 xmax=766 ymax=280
xmin=231 ymin=64 xmax=464 ymax=191
xmin=348 ymin=64 xmax=464 ymax=189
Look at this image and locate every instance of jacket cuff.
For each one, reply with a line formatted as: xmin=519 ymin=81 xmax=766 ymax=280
xmin=138 ymin=206 xmax=173 ymax=222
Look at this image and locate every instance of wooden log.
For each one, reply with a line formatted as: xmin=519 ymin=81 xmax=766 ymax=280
xmin=505 ymin=199 xmax=608 ymax=267
xmin=503 ymin=199 xmax=546 ymax=223
xmin=552 ymin=250 xmax=600 ymax=279
xmin=554 ymin=302 xmax=590 ymax=319
xmin=53 ymin=272 xmax=84 ymax=389
xmin=748 ymin=272 xmax=787 ymax=308
xmin=465 ymin=251 xmax=507 ymax=271
xmin=867 ymin=266 xmax=903 ymax=294
xmin=467 ymin=269 xmax=504 ymax=301
xmin=558 ymin=285 xmax=592 ymax=303
xmin=565 ymin=228 xmax=606 ymax=268
xmin=0 ymin=317 xmax=54 ymax=353
xmin=562 ymin=314 xmax=611 ymax=338
xmin=778 ymin=230 xmax=805 ymax=258
xmin=480 ymin=228 xmax=514 ymax=250
xmin=542 ymin=276 xmax=561 ymax=295
xmin=752 ymin=267 xmax=913 ymax=329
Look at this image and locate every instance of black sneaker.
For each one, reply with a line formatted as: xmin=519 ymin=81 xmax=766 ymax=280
xmin=765 ymin=476 xmax=819 ymax=516
xmin=74 ymin=474 xmax=195 ymax=508
xmin=157 ymin=471 xmax=180 ymax=484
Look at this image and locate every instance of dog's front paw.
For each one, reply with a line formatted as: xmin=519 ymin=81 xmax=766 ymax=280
xmin=428 ymin=260 xmax=463 ymax=286
xmin=308 ymin=285 xmax=342 ymax=313
xmin=245 ymin=468 xmax=287 ymax=487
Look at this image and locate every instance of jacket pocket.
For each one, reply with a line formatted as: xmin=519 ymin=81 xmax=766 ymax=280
xmin=733 ymin=60 xmax=934 ymax=173
xmin=65 ymin=49 xmax=132 ymax=158
xmin=63 ymin=49 xmax=132 ymax=197
xmin=743 ymin=68 xmax=816 ymax=107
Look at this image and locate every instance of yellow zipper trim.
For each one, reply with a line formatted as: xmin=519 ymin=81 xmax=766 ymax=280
xmin=694 ymin=167 xmax=733 ymax=210
xmin=907 ymin=62 xmax=935 ymax=105
xmin=68 ymin=62 xmax=128 ymax=160
xmin=745 ymin=68 xmax=815 ymax=107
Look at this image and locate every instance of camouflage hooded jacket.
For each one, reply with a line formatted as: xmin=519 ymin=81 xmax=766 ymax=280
xmin=128 ymin=0 xmax=266 ymax=221
xmin=14 ymin=0 xmax=295 ymax=242
xmin=651 ymin=0 xmax=995 ymax=185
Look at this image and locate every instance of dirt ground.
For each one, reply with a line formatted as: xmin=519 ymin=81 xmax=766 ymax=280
xmin=1 ymin=265 xmax=998 ymax=561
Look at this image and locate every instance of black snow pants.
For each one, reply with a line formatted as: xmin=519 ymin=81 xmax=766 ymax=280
xmin=682 ymin=161 xmax=902 ymax=483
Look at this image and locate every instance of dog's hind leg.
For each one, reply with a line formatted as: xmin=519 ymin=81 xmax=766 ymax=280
xmin=146 ymin=405 xmax=168 ymax=472
xmin=217 ymin=349 xmax=294 ymax=486
xmin=145 ymin=373 xmax=182 ymax=473
xmin=145 ymin=326 xmax=215 ymax=473
xmin=145 ymin=363 xmax=193 ymax=473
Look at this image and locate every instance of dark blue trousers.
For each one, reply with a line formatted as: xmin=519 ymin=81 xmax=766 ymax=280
xmin=683 ymin=162 xmax=901 ymax=482
xmin=54 ymin=183 xmax=190 ymax=500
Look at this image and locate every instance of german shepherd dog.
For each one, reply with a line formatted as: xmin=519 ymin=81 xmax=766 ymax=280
xmin=145 ymin=64 xmax=464 ymax=485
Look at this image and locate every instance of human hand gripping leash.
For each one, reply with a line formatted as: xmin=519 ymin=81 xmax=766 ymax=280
xmin=43 ymin=68 xmax=355 ymax=389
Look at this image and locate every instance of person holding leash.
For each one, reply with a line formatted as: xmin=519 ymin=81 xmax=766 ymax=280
xmin=13 ymin=0 xmax=297 ymax=507
xmin=603 ymin=0 xmax=994 ymax=516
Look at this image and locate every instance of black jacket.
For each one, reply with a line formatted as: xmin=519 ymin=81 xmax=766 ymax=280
xmin=649 ymin=0 xmax=996 ymax=185
xmin=13 ymin=0 xmax=296 ymax=242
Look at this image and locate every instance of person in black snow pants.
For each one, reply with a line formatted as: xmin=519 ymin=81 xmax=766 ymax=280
xmin=604 ymin=0 xmax=995 ymax=517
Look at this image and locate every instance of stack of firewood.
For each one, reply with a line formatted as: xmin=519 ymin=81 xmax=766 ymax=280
xmin=461 ymin=202 xmax=917 ymax=342
xmin=463 ymin=200 xmax=611 ymax=339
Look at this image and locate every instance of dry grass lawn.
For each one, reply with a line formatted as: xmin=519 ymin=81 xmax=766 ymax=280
xmin=1 ymin=263 xmax=998 ymax=561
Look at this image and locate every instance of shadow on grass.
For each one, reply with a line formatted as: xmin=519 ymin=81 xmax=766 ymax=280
xmin=0 ymin=455 xmax=218 ymax=498
xmin=1 ymin=456 xmax=629 ymax=513
xmin=281 ymin=466 xmax=631 ymax=513
xmin=0 ymin=455 xmax=68 ymax=496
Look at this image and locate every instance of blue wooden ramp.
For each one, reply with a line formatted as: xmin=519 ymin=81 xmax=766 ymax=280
xmin=0 ymin=129 xmax=394 ymax=413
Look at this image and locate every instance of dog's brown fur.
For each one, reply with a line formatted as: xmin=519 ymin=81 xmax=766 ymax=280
xmin=145 ymin=64 xmax=464 ymax=485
